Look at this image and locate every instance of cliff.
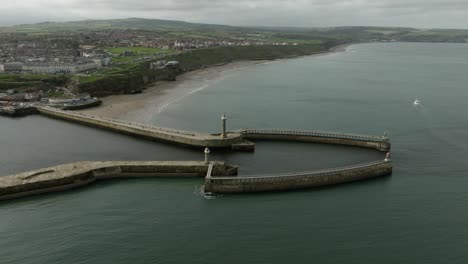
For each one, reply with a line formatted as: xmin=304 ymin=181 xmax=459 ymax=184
xmin=77 ymin=44 xmax=328 ymax=97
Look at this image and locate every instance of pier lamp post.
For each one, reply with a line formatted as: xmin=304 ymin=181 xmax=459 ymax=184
xmin=204 ymin=147 xmax=211 ymax=165
xmin=383 ymin=131 xmax=389 ymax=139
xmin=221 ymin=113 xmax=227 ymax=139
xmin=385 ymin=152 xmax=391 ymax=162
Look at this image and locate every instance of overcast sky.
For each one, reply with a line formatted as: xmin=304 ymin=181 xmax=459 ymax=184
xmin=1 ymin=0 xmax=467 ymax=29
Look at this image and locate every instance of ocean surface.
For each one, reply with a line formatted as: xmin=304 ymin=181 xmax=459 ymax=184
xmin=1 ymin=42 xmax=468 ymax=263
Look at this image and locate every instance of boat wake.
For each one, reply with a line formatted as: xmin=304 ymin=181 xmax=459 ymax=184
xmin=413 ymin=98 xmax=424 ymax=109
xmin=196 ymin=185 xmax=221 ymax=199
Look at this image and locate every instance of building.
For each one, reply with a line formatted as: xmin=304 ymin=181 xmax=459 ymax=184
xmin=79 ymin=45 xmax=96 ymax=58
xmin=150 ymin=60 xmax=180 ymax=70
xmin=151 ymin=60 xmax=167 ymax=69
xmin=92 ymin=59 xmax=102 ymax=68
xmin=165 ymin=61 xmax=180 ymax=69
xmin=76 ymin=62 xmax=98 ymax=72
xmin=6 ymin=89 xmax=17 ymax=95
xmin=91 ymin=57 xmax=112 ymax=68
xmin=22 ymin=61 xmax=98 ymax=74
xmin=26 ymin=58 xmax=46 ymax=63
xmin=0 ymin=92 xmax=26 ymax=102
xmin=24 ymin=92 xmax=41 ymax=102
xmin=23 ymin=63 xmax=74 ymax=74
xmin=47 ymin=98 xmax=75 ymax=105
xmin=0 ymin=64 xmax=4 ymax=73
xmin=3 ymin=62 xmax=23 ymax=72
xmin=101 ymin=57 xmax=112 ymax=66
xmin=121 ymin=50 xmax=135 ymax=57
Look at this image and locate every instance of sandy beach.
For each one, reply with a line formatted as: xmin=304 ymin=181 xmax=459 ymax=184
xmin=77 ymin=45 xmax=351 ymax=123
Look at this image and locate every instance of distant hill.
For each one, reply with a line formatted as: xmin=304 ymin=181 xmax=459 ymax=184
xmin=3 ymin=18 xmax=245 ymax=33
xmin=2 ymin=18 xmax=468 ymax=44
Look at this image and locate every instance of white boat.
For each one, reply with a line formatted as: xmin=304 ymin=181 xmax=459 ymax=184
xmin=413 ymin=98 xmax=421 ymax=106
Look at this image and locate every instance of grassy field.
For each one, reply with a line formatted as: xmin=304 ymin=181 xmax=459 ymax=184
xmin=106 ymin=47 xmax=175 ymax=63
xmin=107 ymin=47 xmax=174 ymax=54
xmin=0 ymin=74 xmax=69 ymax=90
xmin=75 ymin=47 xmax=175 ymax=84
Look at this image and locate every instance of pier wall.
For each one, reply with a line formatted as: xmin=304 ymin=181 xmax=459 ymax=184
xmin=37 ymin=107 xmax=244 ymax=149
xmin=204 ymin=160 xmax=392 ymax=194
xmin=240 ymin=129 xmax=391 ymax=151
xmin=0 ymin=161 xmax=238 ymax=201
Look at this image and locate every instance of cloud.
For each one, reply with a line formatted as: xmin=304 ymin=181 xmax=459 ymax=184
xmin=0 ymin=0 xmax=467 ymax=28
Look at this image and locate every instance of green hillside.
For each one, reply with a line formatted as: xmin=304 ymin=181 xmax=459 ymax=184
xmin=1 ymin=18 xmax=243 ymax=33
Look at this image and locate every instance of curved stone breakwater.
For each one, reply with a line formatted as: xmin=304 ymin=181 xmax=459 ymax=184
xmin=0 ymin=161 xmax=238 ymax=201
xmin=204 ymin=160 xmax=392 ymax=194
xmin=240 ymin=129 xmax=391 ymax=151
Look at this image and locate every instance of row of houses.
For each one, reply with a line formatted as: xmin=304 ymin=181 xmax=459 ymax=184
xmin=22 ymin=62 xmax=98 ymax=74
xmin=0 ymin=57 xmax=112 ymax=74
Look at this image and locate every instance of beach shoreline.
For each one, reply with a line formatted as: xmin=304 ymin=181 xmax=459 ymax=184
xmin=77 ymin=44 xmax=352 ymax=122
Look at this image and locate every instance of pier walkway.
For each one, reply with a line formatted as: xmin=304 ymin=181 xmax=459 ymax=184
xmin=37 ymin=106 xmax=246 ymax=149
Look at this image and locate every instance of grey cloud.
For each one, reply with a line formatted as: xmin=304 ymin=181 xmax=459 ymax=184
xmin=1 ymin=0 xmax=468 ymax=28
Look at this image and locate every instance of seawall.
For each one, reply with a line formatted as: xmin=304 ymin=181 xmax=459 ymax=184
xmin=0 ymin=161 xmax=238 ymax=201
xmin=204 ymin=160 xmax=392 ymax=194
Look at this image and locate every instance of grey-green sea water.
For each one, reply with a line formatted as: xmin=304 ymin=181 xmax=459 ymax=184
xmin=1 ymin=43 xmax=467 ymax=263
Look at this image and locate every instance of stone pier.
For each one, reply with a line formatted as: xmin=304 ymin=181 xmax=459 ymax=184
xmin=0 ymin=161 xmax=238 ymax=201
xmin=37 ymin=106 xmax=246 ymax=149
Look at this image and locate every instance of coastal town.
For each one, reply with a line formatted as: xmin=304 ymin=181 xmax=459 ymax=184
xmin=2 ymin=18 xmax=466 ymax=104
xmin=0 ymin=28 xmax=296 ymax=75
xmin=0 ymin=21 xmax=309 ymax=114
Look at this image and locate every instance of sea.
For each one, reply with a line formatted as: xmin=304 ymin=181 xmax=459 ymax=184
xmin=0 ymin=42 xmax=467 ymax=263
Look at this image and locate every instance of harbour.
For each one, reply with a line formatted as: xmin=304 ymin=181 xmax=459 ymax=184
xmin=1 ymin=43 xmax=468 ymax=264
xmin=0 ymin=105 xmax=392 ymax=199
